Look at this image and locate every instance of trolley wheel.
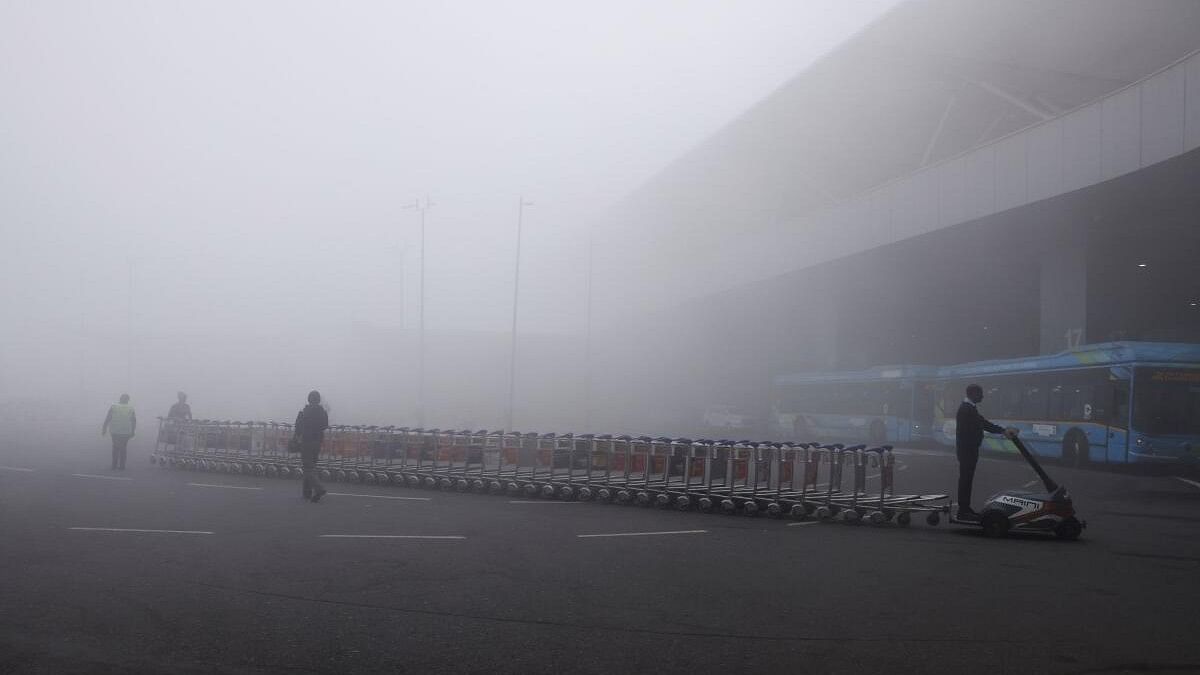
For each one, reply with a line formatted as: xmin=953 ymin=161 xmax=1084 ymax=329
xmin=319 ymin=469 xmax=332 ymax=481
xmin=742 ymin=501 xmax=759 ymax=517
xmin=635 ymin=491 xmax=651 ymax=507
xmin=816 ymin=506 xmax=832 ymax=521
xmin=471 ymin=480 xmax=485 ymax=493
xmin=343 ymin=471 xmax=359 ymax=484
xmin=655 ymin=493 xmax=671 ymax=508
xmin=896 ymin=511 xmax=911 ymax=527
xmin=488 ymin=480 xmax=503 ymax=494
xmin=766 ymin=502 xmax=782 ymax=518
xmin=867 ymin=511 xmax=885 ymax=525
xmin=577 ymin=487 xmax=594 ymax=501
xmin=507 ymin=482 xmax=521 ymax=495
xmin=675 ymin=496 xmax=692 ymax=511
xmin=596 ymin=488 xmax=612 ymax=503
xmin=439 ymin=478 xmax=454 ymax=491
xmin=1054 ymin=517 xmax=1083 ymax=541
xmin=698 ymin=497 xmax=713 ymax=513
xmin=423 ymin=477 xmax=438 ymax=489
xmin=363 ymin=472 xmax=377 ymax=485
xmin=789 ymin=504 xmax=807 ymax=520
xmin=375 ymin=473 xmax=389 ymax=485
xmin=616 ymin=490 xmax=632 ymax=504
xmin=255 ymin=464 xmax=266 ymax=477
xmin=981 ymin=511 xmax=1010 ymax=538
xmin=265 ymin=465 xmax=279 ymax=478
xmin=926 ymin=512 xmax=940 ymax=527
xmin=456 ymin=480 xmax=470 ymax=492
xmin=721 ymin=499 xmax=736 ymax=514
xmin=523 ymin=483 xmax=538 ymax=498
xmin=559 ymin=486 xmax=575 ymax=500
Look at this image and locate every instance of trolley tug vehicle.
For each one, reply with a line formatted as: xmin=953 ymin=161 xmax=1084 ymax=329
xmin=952 ymin=434 xmax=1086 ymax=540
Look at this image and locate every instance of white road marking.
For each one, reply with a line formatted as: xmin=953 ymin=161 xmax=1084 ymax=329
xmin=69 ymin=527 xmax=213 ymax=535
xmin=1173 ymin=476 xmax=1200 ymax=491
xmin=318 ymin=534 xmax=465 ymax=540
xmin=327 ymin=492 xmax=431 ymax=501
xmin=577 ymin=529 xmax=707 ymax=539
xmin=188 ymin=483 xmax=263 ymax=490
xmin=788 ymin=521 xmax=819 ymax=527
xmin=1023 ymin=479 xmax=1040 ymax=488
xmin=0 ymin=465 xmax=35 ymax=472
xmin=508 ymin=500 xmax=584 ymax=504
xmin=71 ymin=473 xmax=132 ymax=481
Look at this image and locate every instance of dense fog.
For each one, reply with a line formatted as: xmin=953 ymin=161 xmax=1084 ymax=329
xmin=0 ymin=1 xmax=897 ymax=445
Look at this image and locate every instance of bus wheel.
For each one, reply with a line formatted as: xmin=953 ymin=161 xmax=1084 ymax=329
xmin=869 ymin=420 xmax=886 ymax=446
xmin=1063 ymin=430 xmax=1089 ymax=468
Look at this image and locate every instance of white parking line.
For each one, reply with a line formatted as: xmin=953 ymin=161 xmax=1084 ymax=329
xmin=0 ymin=465 xmax=35 ymax=472
xmin=508 ymin=500 xmax=584 ymax=504
xmin=327 ymin=492 xmax=432 ymax=501
xmin=577 ymin=530 xmax=707 ymax=539
xmin=69 ymin=527 xmax=213 ymax=535
xmin=1174 ymin=476 xmax=1200 ymax=491
xmin=318 ymin=534 xmax=465 ymax=540
xmin=188 ymin=483 xmax=263 ymax=490
xmin=1023 ymin=479 xmax=1040 ymax=488
xmin=788 ymin=521 xmax=819 ymax=527
xmin=71 ymin=473 xmax=132 ymax=481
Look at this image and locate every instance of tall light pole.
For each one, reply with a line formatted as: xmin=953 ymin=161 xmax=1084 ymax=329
xmin=404 ymin=196 xmax=434 ymax=427
xmin=583 ymin=225 xmax=595 ymax=432
xmin=126 ymin=258 xmax=134 ymax=390
xmin=507 ymin=196 xmax=533 ymax=432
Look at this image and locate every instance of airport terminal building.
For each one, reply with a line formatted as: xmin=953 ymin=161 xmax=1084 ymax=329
xmin=590 ymin=0 xmax=1200 ymax=433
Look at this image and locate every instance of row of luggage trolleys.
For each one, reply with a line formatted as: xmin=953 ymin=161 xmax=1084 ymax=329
xmin=152 ymin=419 xmax=951 ymax=526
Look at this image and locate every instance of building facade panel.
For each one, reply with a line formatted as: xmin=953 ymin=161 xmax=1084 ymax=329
xmin=994 ymin=133 xmax=1028 ymax=212
xmin=1140 ymin=63 xmax=1187 ymax=167
xmin=938 ymin=154 xmax=970 ymax=227
xmin=1027 ymin=118 xmax=1065 ymax=202
xmin=1101 ymin=85 xmax=1143 ymax=180
xmin=1062 ymin=102 xmax=1103 ymax=192
xmin=963 ymin=144 xmax=997 ymax=220
xmin=1186 ymin=54 xmax=1200 ymax=152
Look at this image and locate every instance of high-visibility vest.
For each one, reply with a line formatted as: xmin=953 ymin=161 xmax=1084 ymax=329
xmin=108 ymin=403 xmax=135 ymax=436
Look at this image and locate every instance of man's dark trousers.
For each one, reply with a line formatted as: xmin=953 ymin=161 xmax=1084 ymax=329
xmin=957 ymin=446 xmax=979 ymax=509
xmin=111 ymin=434 xmax=131 ymax=470
xmin=301 ymin=441 xmax=325 ymax=499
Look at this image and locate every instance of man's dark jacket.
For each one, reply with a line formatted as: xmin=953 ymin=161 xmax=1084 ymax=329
xmin=955 ymin=400 xmax=1004 ymax=453
xmin=294 ymin=404 xmax=329 ymax=445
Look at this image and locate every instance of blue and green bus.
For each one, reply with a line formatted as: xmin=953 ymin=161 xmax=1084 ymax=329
xmin=772 ymin=342 xmax=1200 ymax=465
xmin=771 ymin=365 xmax=937 ymax=445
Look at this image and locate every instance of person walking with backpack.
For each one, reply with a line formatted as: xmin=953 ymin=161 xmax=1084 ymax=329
xmin=101 ymin=394 xmax=137 ymax=471
xmin=294 ymin=390 xmax=329 ymax=502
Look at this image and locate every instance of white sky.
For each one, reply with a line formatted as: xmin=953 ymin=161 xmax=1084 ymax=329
xmin=2 ymin=0 xmax=896 ymax=338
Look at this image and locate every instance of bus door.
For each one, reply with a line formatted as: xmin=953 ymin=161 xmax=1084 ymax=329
xmin=1106 ymin=368 xmax=1132 ymax=463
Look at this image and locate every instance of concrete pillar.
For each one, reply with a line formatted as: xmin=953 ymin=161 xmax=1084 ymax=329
xmin=1039 ymin=223 xmax=1088 ymax=354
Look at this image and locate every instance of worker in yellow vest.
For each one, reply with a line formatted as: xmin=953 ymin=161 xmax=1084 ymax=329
xmin=101 ymin=394 xmax=137 ymax=471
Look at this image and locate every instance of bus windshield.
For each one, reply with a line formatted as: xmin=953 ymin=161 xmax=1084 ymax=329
xmin=1134 ymin=368 xmax=1200 ymax=435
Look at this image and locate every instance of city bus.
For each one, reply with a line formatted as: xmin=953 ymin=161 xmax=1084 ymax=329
xmin=932 ymin=342 xmax=1200 ymax=465
xmin=771 ymin=342 xmax=1200 ymax=465
xmin=771 ymin=365 xmax=937 ymax=445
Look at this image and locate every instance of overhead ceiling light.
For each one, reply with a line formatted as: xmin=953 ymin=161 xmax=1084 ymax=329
xmin=1137 ymin=263 xmax=1148 ymax=268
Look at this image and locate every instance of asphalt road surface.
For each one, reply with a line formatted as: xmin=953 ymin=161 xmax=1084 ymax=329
xmin=3 ymin=439 xmax=1200 ymax=674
